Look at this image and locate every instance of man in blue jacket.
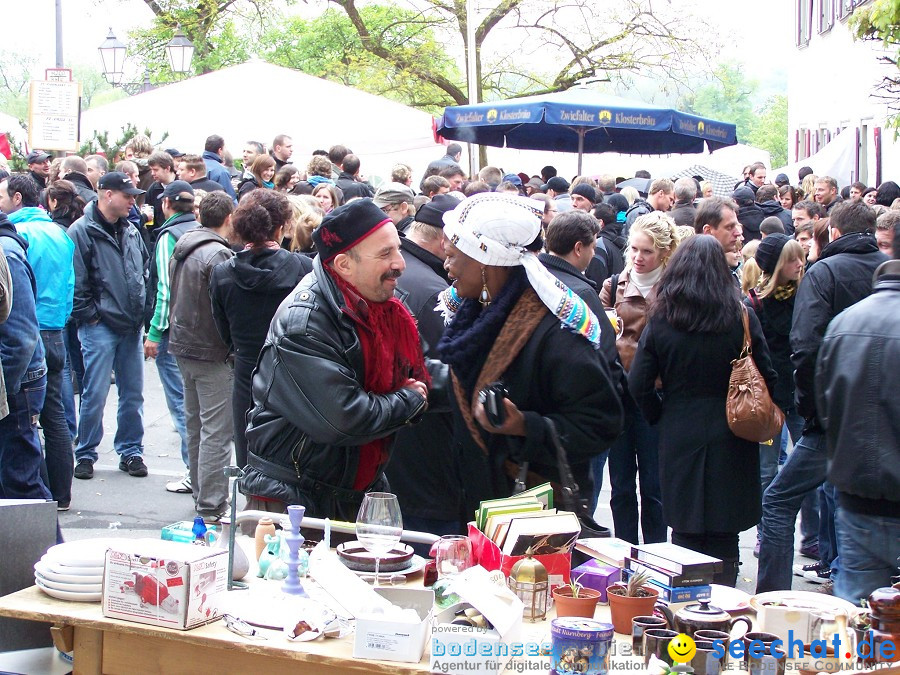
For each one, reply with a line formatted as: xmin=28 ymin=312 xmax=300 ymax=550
xmin=68 ymin=172 xmax=150 ymax=480
xmin=202 ymin=135 xmax=237 ymax=201
xmin=0 ymin=210 xmax=50 ymax=501
xmin=1 ymin=174 xmax=76 ymax=509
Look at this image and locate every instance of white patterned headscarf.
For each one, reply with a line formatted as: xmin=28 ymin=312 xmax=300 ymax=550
xmin=438 ymin=192 xmax=602 ymax=349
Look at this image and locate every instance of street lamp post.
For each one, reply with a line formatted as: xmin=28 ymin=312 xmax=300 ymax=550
xmin=98 ymin=26 xmax=195 ymax=95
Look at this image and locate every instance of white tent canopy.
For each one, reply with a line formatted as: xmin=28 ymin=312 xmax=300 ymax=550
xmin=81 ymin=61 xmax=769 ymax=185
xmin=80 ymin=61 xmax=447 ymax=180
xmin=771 ymin=130 xmax=857 ymax=186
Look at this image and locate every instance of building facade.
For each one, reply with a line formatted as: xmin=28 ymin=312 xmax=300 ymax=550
xmin=790 ymin=0 xmax=898 ymax=185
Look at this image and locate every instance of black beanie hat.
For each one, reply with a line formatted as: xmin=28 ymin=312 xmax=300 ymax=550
xmin=571 ymin=183 xmax=596 ymax=203
xmin=414 ymin=194 xmax=461 ymax=228
xmin=312 ymin=198 xmax=392 ymax=262
xmin=754 ymin=233 xmax=791 ymax=275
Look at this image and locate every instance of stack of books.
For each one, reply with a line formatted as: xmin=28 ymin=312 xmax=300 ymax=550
xmin=475 ymin=484 xmax=580 ymax=556
xmin=622 ymin=543 xmax=723 ymax=603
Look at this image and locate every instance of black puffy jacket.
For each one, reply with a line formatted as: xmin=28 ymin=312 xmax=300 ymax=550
xmin=68 ymin=201 xmax=149 ymax=334
xmin=790 ymin=232 xmax=888 ymax=429
xmin=240 ymin=254 xmax=437 ymax=518
xmin=758 ymin=200 xmax=794 ymax=235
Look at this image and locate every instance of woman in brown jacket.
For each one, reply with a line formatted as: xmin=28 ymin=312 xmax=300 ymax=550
xmin=600 ymin=212 xmax=679 ymax=544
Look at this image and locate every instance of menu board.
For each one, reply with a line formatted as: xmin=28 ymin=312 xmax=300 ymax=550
xmin=29 ymin=80 xmax=81 ymax=151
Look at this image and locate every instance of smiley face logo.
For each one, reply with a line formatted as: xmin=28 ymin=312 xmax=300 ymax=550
xmin=668 ymin=634 xmax=696 ymax=663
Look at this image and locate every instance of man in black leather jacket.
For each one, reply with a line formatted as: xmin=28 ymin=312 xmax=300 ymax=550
xmin=816 ymin=231 xmax=900 ymax=603
xmin=241 ymin=199 xmax=440 ymax=519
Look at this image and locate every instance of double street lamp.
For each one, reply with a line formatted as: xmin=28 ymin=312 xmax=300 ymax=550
xmin=98 ymin=26 xmax=195 ymax=94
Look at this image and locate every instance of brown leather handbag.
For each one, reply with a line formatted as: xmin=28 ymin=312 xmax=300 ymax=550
xmin=727 ymin=306 xmax=785 ymax=442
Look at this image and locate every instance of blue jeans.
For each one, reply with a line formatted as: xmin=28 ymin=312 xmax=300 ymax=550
xmin=65 ymin=317 xmax=84 ymax=394
xmin=155 ymin=332 xmax=189 ymax=468
xmin=760 ymin=409 xmax=819 ymax=549
xmin=39 ymin=330 xmax=75 ymax=504
xmin=75 ymin=322 xmax=144 ymax=463
xmin=608 ymin=402 xmax=666 ymax=544
xmin=590 ymin=449 xmax=610 ymax=512
xmin=756 ymin=430 xmax=827 ymax=593
xmin=833 ymin=507 xmax=900 ymax=604
xmin=818 ymin=483 xmax=839 ymax=575
xmin=0 ymin=376 xmax=52 ymax=500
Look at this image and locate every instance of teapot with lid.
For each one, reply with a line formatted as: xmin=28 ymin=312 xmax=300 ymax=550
xmin=659 ymin=600 xmax=752 ymax=637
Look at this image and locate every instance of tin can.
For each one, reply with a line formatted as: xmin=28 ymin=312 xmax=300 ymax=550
xmin=551 ymin=617 xmax=615 ymax=674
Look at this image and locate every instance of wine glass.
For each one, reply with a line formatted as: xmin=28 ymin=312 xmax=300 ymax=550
xmin=434 ymin=535 xmax=473 ymax=579
xmin=355 ymin=492 xmax=403 ymax=586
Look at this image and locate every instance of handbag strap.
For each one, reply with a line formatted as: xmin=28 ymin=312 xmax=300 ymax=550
xmin=739 ymin=304 xmax=752 ymax=358
xmin=544 ymin=417 xmax=582 ymax=514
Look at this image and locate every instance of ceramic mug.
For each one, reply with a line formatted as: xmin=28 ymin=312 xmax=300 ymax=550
xmin=695 ymin=629 xmax=731 ymax=642
xmin=692 ymin=640 xmax=726 ymax=675
xmin=632 ymin=616 xmax=668 ymax=657
xmin=743 ymin=632 xmax=786 ymax=675
xmin=643 ymin=628 xmax=679 ymax=666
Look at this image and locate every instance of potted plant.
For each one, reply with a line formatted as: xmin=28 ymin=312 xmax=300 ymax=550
xmin=606 ymin=570 xmax=660 ymax=634
xmin=850 ymin=602 xmax=872 ymax=662
xmin=552 ymin=574 xmax=602 ymax=618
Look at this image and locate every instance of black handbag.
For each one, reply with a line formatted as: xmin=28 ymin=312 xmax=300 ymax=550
xmin=512 ymin=417 xmax=612 ymax=542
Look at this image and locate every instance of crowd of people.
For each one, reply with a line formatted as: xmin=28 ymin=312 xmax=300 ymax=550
xmin=0 ymin=135 xmax=896 ymax=602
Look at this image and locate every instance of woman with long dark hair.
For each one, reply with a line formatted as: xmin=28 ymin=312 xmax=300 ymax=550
xmin=628 ymin=235 xmax=777 ymax=586
xmin=209 ymin=190 xmax=313 ymax=470
xmin=47 ymin=179 xmax=86 ymax=229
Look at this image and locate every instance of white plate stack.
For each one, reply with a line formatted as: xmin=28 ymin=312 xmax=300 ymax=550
xmin=33 ymin=539 xmax=118 ymax=602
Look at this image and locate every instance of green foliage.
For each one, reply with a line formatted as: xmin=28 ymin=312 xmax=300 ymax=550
xmin=78 ymin=123 xmax=169 ymax=161
xmin=850 ymin=0 xmax=900 ymax=135
xmin=680 ymin=62 xmax=788 ymax=167
xmin=262 ymin=7 xmax=461 ymax=113
xmin=2 ymin=132 xmax=29 ymax=172
xmin=747 ymin=95 xmax=789 ymax=168
xmin=126 ymin=0 xmax=286 ymax=81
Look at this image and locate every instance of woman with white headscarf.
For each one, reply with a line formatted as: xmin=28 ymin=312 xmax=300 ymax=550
xmin=437 ymin=193 xmax=624 ymax=517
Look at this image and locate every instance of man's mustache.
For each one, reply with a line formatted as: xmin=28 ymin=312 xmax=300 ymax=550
xmin=381 ymin=269 xmax=402 ymax=281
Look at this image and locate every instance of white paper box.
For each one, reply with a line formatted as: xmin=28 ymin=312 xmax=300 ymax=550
xmin=103 ymin=540 xmax=228 ymax=630
xmin=353 ymin=587 xmax=434 ymax=663
xmin=430 ymin=567 xmax=525 ymax=675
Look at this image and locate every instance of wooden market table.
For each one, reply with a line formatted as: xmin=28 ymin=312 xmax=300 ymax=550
xmin=0 ymin=584 xmax=646 ymax=675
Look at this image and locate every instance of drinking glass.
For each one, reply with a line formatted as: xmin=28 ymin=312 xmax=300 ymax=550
xmin=355 ymin=492 xmax=403 ymax=586
xmin=605 ymin=307 xmax=624 ymax=340
xmin=434 ymin=535 xmax=473 ymax=579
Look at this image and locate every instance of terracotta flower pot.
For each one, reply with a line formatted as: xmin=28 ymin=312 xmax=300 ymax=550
xmin=552 ymin=585 xmax=602 ymax=619
xmin=606 ymin=583 xmax=661 ymax=634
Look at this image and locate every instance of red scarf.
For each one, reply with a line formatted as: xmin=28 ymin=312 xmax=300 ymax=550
xmin=327 ymin=269 xmax=430 ymax=489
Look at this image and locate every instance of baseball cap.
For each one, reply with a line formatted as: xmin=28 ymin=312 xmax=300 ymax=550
xmin=165 ymin=148 xmax=184 ymax=158
xmin=161 ymin=180 xmax=195 ymax=201
xmin=373 ymin=182 xmax=415 ymax=208
xmin=98 ymin=171 xmax=146 ymax=196
xmin=26 ymin=150 xmax=51 ymax=164
xmin=501 ymin=173 xmax=523 ymax=186
xmin=541 ymin=176 xmax=569 ymax=193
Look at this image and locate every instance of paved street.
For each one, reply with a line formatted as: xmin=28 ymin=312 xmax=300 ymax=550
xmin=57 ymin=358 xmax=820 ymax=595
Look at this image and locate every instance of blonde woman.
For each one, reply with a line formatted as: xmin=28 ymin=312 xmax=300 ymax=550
xmin=740 ymin=239 xmax=761 ymax=296
xmin=799 ymin=174 xmax=818 ymax=202
xmin=286 ymin=195 xmax=324 ymax=253
xmin=700 ymin=181 xmax=714 ymax=198
xmin=598 ymin=211 xmax=679 ymax=544
xmin=745 ymin=234 xmax=807 ymax=534
xmin=619 ymin=186 xmax=639 ymax=207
